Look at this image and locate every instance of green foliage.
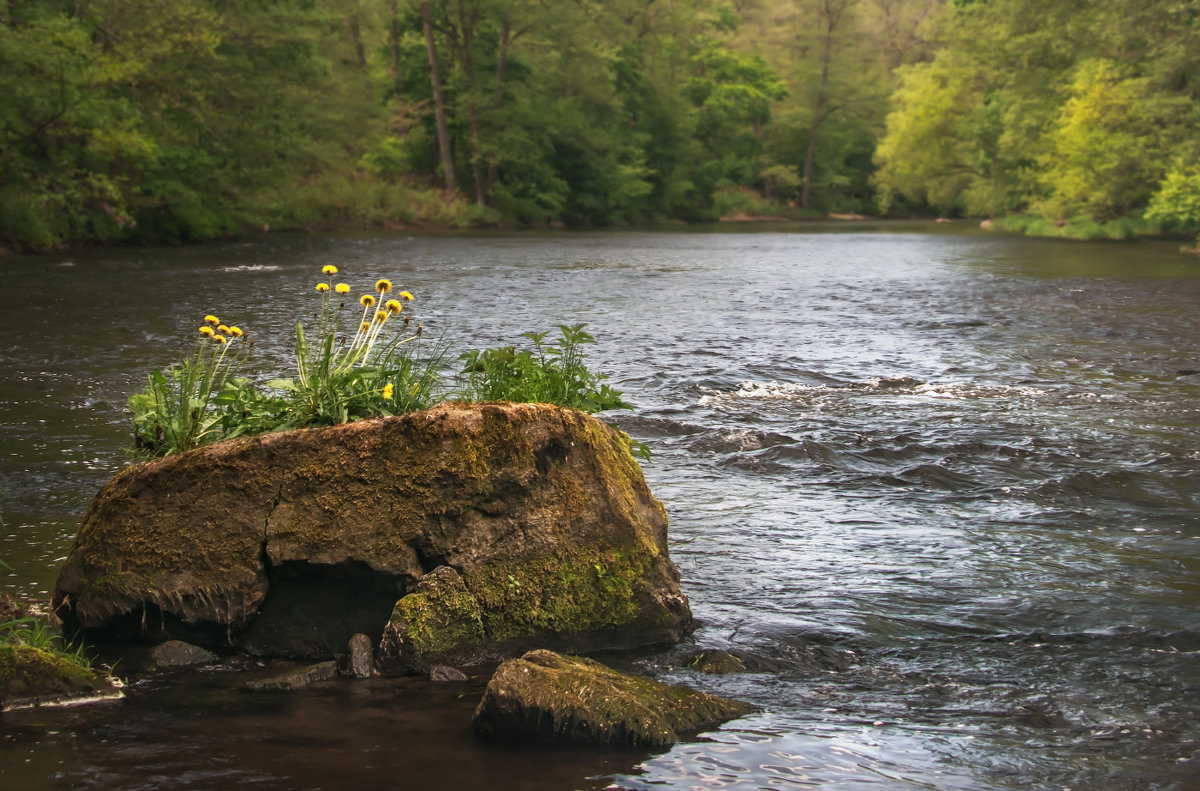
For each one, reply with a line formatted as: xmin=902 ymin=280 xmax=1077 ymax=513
xmin=1 ymin=615 xmax=93 ymax=670
xmin=875 ymin=0 xmax=1200 ymax=229
xmin=128 ymin=268 xmax=448 ymax=459
xmin=459 ymin=324 xmax=632 ymax=414
xmin=1146 ymin=168 xmax=1200 ymax=237
xmin=268 ymin=270 xmax=443 ymax=426
xmin=128 ymin=320 xmax=250 ymax=458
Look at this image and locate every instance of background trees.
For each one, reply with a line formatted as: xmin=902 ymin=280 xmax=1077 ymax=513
xmin=3 ymin=0 xmax=1194 ymax=251
xmin=873 ymin=0 xmax=1200 ymax=230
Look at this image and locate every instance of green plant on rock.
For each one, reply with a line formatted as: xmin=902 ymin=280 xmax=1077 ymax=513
xmin=128 ymin=315 xmax=250 ymax=457
xmin=267 ymin=267 xmax=442 ymax=426
xmin=459 ymin=324 xmax=632 ymax=413
xmin=1 ymin=614 xmax=93 ymax=670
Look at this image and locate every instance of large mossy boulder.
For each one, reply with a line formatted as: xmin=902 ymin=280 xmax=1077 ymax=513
xmin=473 ymin=650 xmax=754 ymax=748
xmin=53 ymin=402 xmax=692 ymax=665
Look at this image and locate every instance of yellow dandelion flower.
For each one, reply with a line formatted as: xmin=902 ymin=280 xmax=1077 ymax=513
xmin=315 ymin=283 xmax=330 ymax=292
xmin=360 ymin=322 xmax=371 ymax=332
xmin=375 ymin=279 xmax=392 ymax=294
xmin=374 ymin=310 xmax=388 ymax=324
xmin=399 ymin=290 xmax=414 ymax=301
xmin=322 ymin=265 xmax=338 ymax=275
xmin=204 ymin=315 xmax=220 ymax=325
xmin=213 ymin=335 xmax=227 ymax=344
xmin=335 ymin=283 xmax=350 ymax=294
xmin=385 ymin=299 xmax=402 ymax=314
xmin=382 ymin=383 xmax=394 ymax=399
xmin=199 ymin=326 xmax=215 ymax=336
xmin=228 ymin=326 xmax=243 ymax=337
xmin=360 ymin=294 xmax=376 ymax=307
xmin=217 ymin=324 xmax=230 ymax=333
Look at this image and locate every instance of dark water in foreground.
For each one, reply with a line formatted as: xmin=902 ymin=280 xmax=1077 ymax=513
xmin=2 ymin=223 xmax=1199 ymax=789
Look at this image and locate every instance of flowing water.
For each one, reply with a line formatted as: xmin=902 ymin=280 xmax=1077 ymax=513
xmin=2 ymin=223 xmax=1198 ymax=790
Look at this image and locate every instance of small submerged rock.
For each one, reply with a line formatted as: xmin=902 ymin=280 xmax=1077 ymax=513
xmin=473 ymin=649 xmax=753 ymax=748
xmin=684 ymin=649 xmax=748 ymax=674
xmin=150 ymin=640 xmax=219 ymax=669
xmin=241 ymin=661 xmax=339 ymax=691
xmin=429 ymin=665 xmax=468 ymax=682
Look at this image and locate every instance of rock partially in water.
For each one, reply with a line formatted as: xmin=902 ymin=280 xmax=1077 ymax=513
xmin=0 ymin=644 xmax=121 ymax=710
xmin=53 ymin=402 xmax=692 ymax=663
xmin=242 ymin=661 xmax=339 ymax=691
xmin=684 ymin=649 xmax=748 ymax=674
xmin=429 ymin=665 xmax=468 ymax=682
xmin=341 ymin=633 xmax=376 ymax=679
xmin=377 ymin=565 xmax=485 ymax=674
xmin=473 ymin=649 xmax=753 ymax=748
xmin=150 ymin=640 xmax=219 ymax=669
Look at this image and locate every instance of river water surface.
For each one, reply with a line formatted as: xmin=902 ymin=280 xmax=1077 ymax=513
xmin=2 ymin=224 xmax=1198 ymax=789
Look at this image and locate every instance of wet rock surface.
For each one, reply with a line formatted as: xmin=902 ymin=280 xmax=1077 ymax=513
xmin=53 ymin=402 xmax=693 ymax=664
xmin=473 ymin=649 xmax=754 ymax=748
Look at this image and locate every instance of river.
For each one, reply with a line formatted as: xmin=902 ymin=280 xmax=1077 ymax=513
xmin=1 ymin=223 xmax=1198 ymax=790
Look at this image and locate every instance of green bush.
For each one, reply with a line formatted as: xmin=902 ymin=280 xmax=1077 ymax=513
xmin=459 ymin=324 xmax=632 ymax=413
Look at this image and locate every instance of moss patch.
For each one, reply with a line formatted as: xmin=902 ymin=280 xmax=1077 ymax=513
xmin=474 ymin=649 xmax=754 ymax=748
xmin=378 ymin=566 xmax=486 ymax=669
xmin=0 ymin=644 xmax=115 ymax=708
xmin=465 ymin=546 xmax=651 ymax=642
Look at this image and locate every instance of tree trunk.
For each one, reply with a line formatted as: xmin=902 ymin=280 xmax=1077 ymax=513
xmin=487 ymin=14 xmax=511 ymax=192
xmin=457 ymin=1 xmax=487 ymax=205
xmin=423 ymin=2 xmax=457 ymax=194
xmin=349 ymin=16 xmax=367 ymax=70
xmin=802 ymin=0 xmax=849 ymax=210
xmin=388 ymin=0 xmax=403 ymax=97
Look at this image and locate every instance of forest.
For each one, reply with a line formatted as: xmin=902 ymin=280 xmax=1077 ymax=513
xmin=1 ymin=0 xmax=1198 ymax=252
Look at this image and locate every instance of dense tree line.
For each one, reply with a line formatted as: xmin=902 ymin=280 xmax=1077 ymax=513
xmin=2 ymin=0 xmax=1197 ymax=252
xmin=874 ymin=0 xmax=1200 ymax=238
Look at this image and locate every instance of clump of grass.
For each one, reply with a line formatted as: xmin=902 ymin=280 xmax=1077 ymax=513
xmin=459 ymin=323 xmax=632 ymax=413
xmin=127 ymin=266 xmax=449 ymax=458
xmin=267 ymin=267 xmax=446 ymax=426
xmin=1 ymin=611 xmax=93 ymax=670
xmin=127 ymin=270 xmax=636 ymax=460
xmin=128 ymin=315 xmax=250 ymax=456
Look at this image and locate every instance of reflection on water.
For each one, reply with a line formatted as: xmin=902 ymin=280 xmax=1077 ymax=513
xmin=2 ymin=226 xmax=1199 ymax=790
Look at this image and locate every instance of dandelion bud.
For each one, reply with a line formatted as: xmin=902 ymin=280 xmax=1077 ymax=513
xmin=315 ymin=283 xmax=330 ymax=292
xmin=322 ymin=265 xmax=338 ymax=275
xmin=375 ymin=279 xmax=392 ymax=294
xmin=335 ymin=283 xmax=350 ymax=294
xmin=360 ymin=294 xmax=375 ymax=307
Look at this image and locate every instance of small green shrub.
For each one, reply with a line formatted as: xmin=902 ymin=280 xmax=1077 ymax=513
xmin=129 ymin=317 xmax=250 ymax=457
xmin=128 ymin=267 xmax=446 ymax=458
xmin=459 ymin=324 xmax=632 ymax=413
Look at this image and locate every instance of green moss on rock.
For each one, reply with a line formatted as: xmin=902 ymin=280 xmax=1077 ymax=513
xmin=473 ymin=649 xmax=754 ymax=748
xmin=0 ymin=644 xmax=118 ymax=708
xmin=377 ymin=566 xmax=485 ymax=671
